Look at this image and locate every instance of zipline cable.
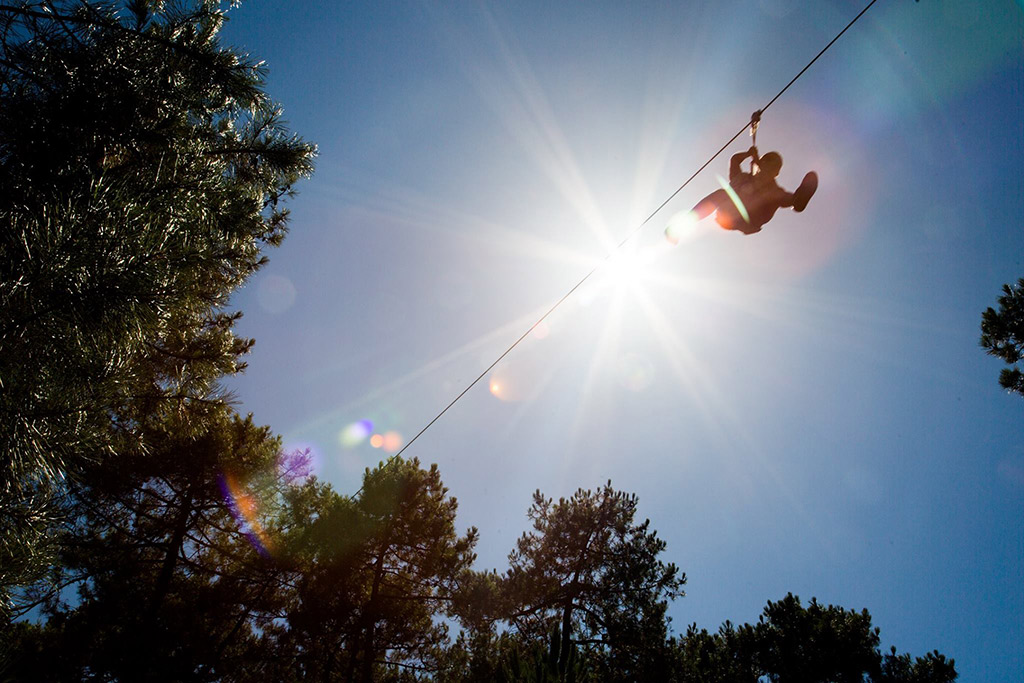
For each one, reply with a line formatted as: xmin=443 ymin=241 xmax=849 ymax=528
xmin=358 ymin=0 xmax=879 ymax=488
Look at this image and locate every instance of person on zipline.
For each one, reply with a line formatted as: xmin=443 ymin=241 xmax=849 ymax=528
xmin=675 ymin=145 xmax=818 ymax=238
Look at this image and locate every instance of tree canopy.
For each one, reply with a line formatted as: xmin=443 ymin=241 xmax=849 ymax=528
xmin=271 ymin=458 xmax=478 ymax=682
xmin=672 ymin=594 xmax=956 ymax=683
xmin=6 ymin=462 xmax=958 ymax=682
xmin=500 ymin=484 xmax=685 ymax=680
xmin=0 ymin=0 xmax=315 ymax=605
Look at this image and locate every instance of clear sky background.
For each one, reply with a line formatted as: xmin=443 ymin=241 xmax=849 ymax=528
xmin=221 ymin=1 xmax=1023 ymax=679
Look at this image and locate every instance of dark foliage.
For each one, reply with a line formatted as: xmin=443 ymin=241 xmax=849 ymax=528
xmin=981 ymin=278 xmax=1024 ymax=397
xmin=498 ymin=483 xmax=685 ymax=681
xmin=672 ymin=594 xmax=957 ymax=683
xmin=0 ymin=0 xmax=315 ymax=608
xmin=267 ymin=457 xmax=478 ymax=683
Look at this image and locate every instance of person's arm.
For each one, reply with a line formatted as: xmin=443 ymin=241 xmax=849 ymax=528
xmin=729 ymin=146 xmax=758 ymax=181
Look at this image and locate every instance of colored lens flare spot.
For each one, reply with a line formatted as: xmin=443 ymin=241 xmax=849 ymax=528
xmin=277 ymin=448 xmax=313 ymax=483
xmin=257 ymin=274 xmax=297 ymax=315
xmin=370 ymin=434 xmax=384 ymax=449
xmin=219 ymin=473 xmax=272 ymax=558
xmin=488 ymin=368 xmax=537 ymax=402
xmin=382 ymin=431 xmax=402 ymax=452
xmin=665 ymin=210 xmax=698 ymax=246
xmin=340 ymin=419 xmax=374 ymax=448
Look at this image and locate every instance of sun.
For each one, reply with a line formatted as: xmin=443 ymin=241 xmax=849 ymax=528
xmin=599 ymin=248 xmax=654 ymax=293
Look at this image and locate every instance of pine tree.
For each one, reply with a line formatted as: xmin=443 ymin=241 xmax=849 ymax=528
xmin=271 ymin=458 xmax=478 ymax=682
xmin=4 ymin=405 xmax=309 ymax=681
xmin=502 ymin=482 xmax=685 ymax=681
xmin=0 ymin=0 xmax=315 ymax=608
xmin=670 ymin=594 xmax=957 ymax=683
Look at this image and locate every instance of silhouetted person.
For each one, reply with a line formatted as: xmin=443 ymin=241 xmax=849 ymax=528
xmin=684 ymin=146 xmax=817 ymax=236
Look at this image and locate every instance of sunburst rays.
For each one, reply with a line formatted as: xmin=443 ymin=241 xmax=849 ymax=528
xmin=289 ymin=5 xmax=896 ymax=502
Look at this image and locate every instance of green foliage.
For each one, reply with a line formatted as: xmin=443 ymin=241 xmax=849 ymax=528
xmin=671 ymin=594 xmax=958 ymax=683
xmin=0 ymin=0 xmax=315 ymax=607
xmin=498 ymin=624 xmax=588 ymax=683
xmin=438 ymin=627 xmax=590 ymax=683
xmin=879 ymin=647 xmax=958 ymax=683
xmin=270 ymin=457 xmax=478 ymax=682
xmin=671 ymin=621 xmax=759 ymax=683
xmin=753 ymin=593 xmax=881 ymax=682
xmin=980 ymin=278 xmax=1024 ymax=397
xmin=3 ymin=404 xmax=305 ymax=681
xmin=501 ymin=482 xmax=685 ymax=681
xmin=3 ymin=443 xmax=960 ymax=682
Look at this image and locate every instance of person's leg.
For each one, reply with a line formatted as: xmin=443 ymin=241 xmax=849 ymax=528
xmin=792 ymin=171 xmax=818 ymax=212
xmin=712 ymin=187 xmax=748 ymax=231
xmin=666 ymin=189 xmax=736 ymax=244
xmin=714 ymin=204 xmax=743 ymax=231
xmin=691 ymin=189 xmax=728 ymax=220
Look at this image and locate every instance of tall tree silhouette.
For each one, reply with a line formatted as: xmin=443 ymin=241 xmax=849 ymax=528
xmin=503 ymin=483 xmax=685 ymax=681
xmin=5 ymin=405 xmax=309 ymax=681
xmin=671 ymin=621 xmax=759 ymax=683
xmin=0 ymin=0 xmax=315 ymax=608
xmin=672 ymin=594 xmax=957 ymax=683
xmin=752 ymin=594 xmax=883 ymax=682
xmin=271 ymin=458 xmax=478 ymax=682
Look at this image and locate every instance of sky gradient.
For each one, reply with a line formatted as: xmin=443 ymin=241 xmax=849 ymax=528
xmin=222 ymin=1 xmax=1023 ymax=679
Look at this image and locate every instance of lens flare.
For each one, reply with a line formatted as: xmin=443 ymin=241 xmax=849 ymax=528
xmin=339 ymin=419 xmax=374 ymax=447
xmin=370 ymin=433 xmax=385 ymax=448
xmin=488 ymin=369 xmax=533 ymax=402
xmin=716 ymin=174 xmax=750 ymax=224
xmin=382 ymin=431 xmax=402 ymax=452
xmin=282 ymin=441 xmax=323 ymax=478
xmin=257 ymin=274 xmax=297 ymax=314
xmin=664 ymin=210 xmax=698 ymax=245
xmin=277 ymin=448 xmax=313 ymax=484
xmin=219 ymin=473 xmax=272 ymax=558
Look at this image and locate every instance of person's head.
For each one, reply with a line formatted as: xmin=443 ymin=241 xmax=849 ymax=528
xmin=759 ymin=151 xmax=783 ymax=177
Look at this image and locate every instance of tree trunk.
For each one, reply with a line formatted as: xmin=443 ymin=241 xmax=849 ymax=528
xmin=134 ymin=485 xmax=193 ymax=683
xmin=359 ymin=547 xmax=387 ymax=683
xmin=151 ymin=484 xmax=194 ymax=614
xmin=349 ymin=527 xmax=390 ymax=683
xmin=559 ymin=599 xmax=573 ymax=674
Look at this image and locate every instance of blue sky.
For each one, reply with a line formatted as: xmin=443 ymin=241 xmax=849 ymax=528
xmin=222 ymin=1 xmax=1023 ymax=679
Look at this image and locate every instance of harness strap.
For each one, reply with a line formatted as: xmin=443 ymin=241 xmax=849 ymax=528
xmin=749 ymin=110 xmax=762 ymax=175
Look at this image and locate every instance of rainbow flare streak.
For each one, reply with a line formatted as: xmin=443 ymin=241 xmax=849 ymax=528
xmin=716 ymin=174 xmax=750 ymax=224
xmin=219 ymin=473 xmax=272 ymax=558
